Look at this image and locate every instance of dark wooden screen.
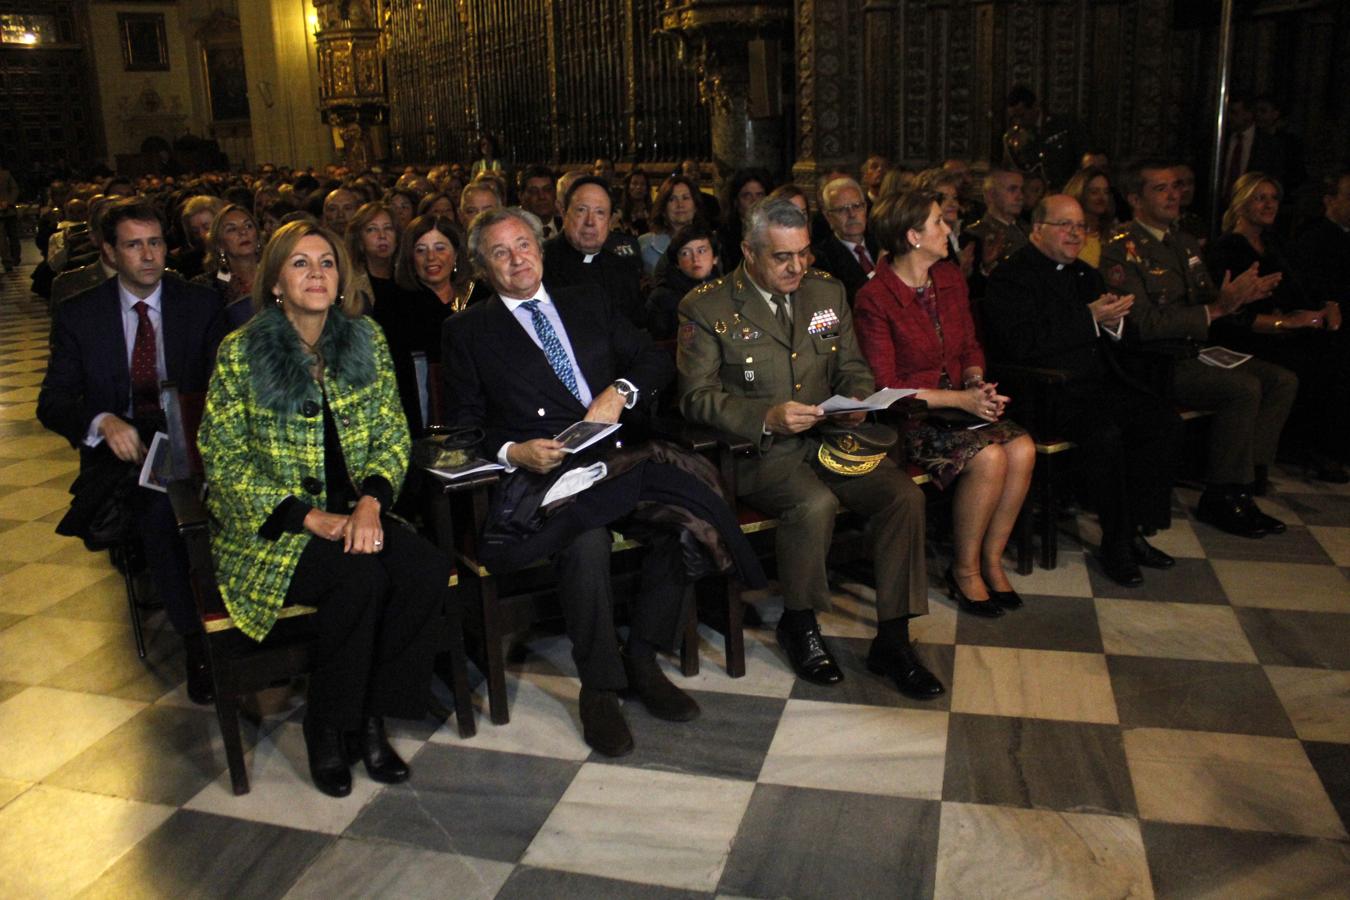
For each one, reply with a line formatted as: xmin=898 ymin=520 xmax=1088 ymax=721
xmin=385 ymin=0 xmax=709 ymax=167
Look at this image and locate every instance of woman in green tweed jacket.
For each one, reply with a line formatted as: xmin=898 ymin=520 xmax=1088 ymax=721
xmin=198 ymin=220 xmax=449 ymax=798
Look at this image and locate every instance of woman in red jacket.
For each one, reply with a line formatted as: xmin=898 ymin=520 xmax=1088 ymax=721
xmin=855 ymin=191 xmax=1034 ymax=617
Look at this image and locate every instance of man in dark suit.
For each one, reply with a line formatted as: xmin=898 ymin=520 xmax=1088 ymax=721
xmin=813 ymin=176 xmax=879 ymax=306
xmin=38 ymin=198 xmax=225 ymax=701
xmin=441 ymin=206 xmax=696 ymax=757
xmin=542 ymin=175 xmax=645 ymax=329
xmin=984 ymin=195 xmax=1182 ymax=586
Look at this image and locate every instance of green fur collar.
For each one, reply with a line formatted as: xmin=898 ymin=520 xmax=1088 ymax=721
xmin=244 ymin=306 xmax=376 ymax=414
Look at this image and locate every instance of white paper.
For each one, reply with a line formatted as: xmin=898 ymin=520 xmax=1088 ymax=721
xmin=817 ymin=387 xmax=919 ymax=414
xmin=137 ymin=432 xmax=170 ymax=493
xmin=542 ymin=462 xmax=608 ymax=506
xmin=427 ymin=459 xmax=506 ymax=480
xmin=1198 ymin=346 xmax=1252 ymax=369
xmin=554 ymin=421 xmax=621 ymax=454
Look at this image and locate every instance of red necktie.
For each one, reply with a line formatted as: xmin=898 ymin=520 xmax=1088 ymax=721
xmin=854 ymin=243 xmax=874 ymax=275
xmin=130 ymin=301 xmax=160 ymax=418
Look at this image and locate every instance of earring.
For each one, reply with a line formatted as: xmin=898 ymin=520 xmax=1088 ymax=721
xmin=273 ymin=291 xmax=282 ymax=305
xmin=333 ymin=293 xmax=343 ymax=308
xmin=217 ymin=250 xmax=227 ymax=270
xmin=911 ymin=242 xmax=921 ymax=249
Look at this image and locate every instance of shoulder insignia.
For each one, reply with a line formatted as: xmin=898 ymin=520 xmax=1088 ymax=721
xmin=1106 ymin=226 xmax=1133 ymax=243
xmin=1106 ymin=264 xmax=1126 ymax=288
xmin=607 ymin=243 xmax=636 ymax=257
xmin=692 ymin=276 xmax=726 ymax=296
xmin=804 ymin=268 xmax=834 ymax=281
xmin=678 ymin=321 xmax=698 ymax=349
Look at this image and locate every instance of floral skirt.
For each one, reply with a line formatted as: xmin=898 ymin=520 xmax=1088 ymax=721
xmin=903 ymin=418 xmax=1028 ymax=491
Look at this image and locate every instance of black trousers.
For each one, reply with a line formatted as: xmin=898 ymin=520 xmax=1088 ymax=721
xmin=1056 ymin=383 xmax=1182 ymax=552
xmin=132 ymin=488 xmax=199 ymax=637
xmin=286 ymin=519 xmax=448 ymax=730
xmin=551 ymin=526 xmax=688 ymax=690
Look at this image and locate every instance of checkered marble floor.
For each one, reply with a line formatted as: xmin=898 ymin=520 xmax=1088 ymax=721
xmin=1 ymin=250 xmax=1348 ymax=899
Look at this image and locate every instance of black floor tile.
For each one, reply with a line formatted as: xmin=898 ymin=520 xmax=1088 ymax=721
xmin=345 ymin=744 xmax=579 ymax=863
xmin=1236 ymin=608 xmax=1350 ymax=670
xmin=942 ymin=713 xmax=1136 ymax=815
xmin=1303 ymin=741 xmax=1350 ymax=836
xmin=1140 ymin=820 xmax=1350 ymax=900
xmin=1194 ymin=524 xmax=1335 ymax=565
xmin=1089 ymin=556 xmax=1231 ymax=604
xmin=45 ymin=706 xmax=249 ymax=806
xmin=718 ymin=784 xmax=939 ymax=900
xmin=1108 ymin=656 xmax=1297 ymax=737
xmin=601 ymin=689 xmax=784 ymax=782
xmin=956 ymin=593 xmax=1105 ymax=651
xmin=789 ymin=637 xmax=954 ymax=711
xmin=496 ymin=867 xmax=708 ymax=899
xmin=1280 ymin=493 xmax=1350 ymax=527
xmin=78 ymin=809 xmax=332 ymax=900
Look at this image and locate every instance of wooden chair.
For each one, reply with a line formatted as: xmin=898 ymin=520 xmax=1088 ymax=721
xmin=423 ymin=416 xmax=753 ymax=725
xmin=162 ymin=385 xmax=476 ymax=796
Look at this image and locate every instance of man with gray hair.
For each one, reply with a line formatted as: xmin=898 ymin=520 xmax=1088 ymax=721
xmin=678 ymin=198 xmax=942 ymax=700
xmin=812 ymin=176 xmax=879 ymax=306
xmin=441 ymin=206 xmax=701 ymax=757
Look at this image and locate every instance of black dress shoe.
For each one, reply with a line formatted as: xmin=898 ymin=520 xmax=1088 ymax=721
xmin=579 ymin=687 xmax=634 ymax=757
xmin=945 ymin=567 xmax=1004 ymax=618
xmin=1131 ymin=535 xmax=1175 ymax=569
xmin=988 ymin=588 xmax=1023 ymax=610
xmin=775 ymin=620 xmax=844 ymax=685
xmin=866 ymin=641 xmax=945 ymax=699
xmin=1238 ymin=494 xmax=1286 ymax=535
xmin=358 ymin=716 xmax=410 ymax=784
xmin=1099 ymin=547 xmax=1143 ymax=587
xmin=622 ymin=650 xmax=700 ymax=722
xmin=1196 ymin=489 xmax=1266 ymax=539
xmin=303 ymin=718 xmax=352 ymax=798
xmin=184 ymin=635 xmax=214 ymax=706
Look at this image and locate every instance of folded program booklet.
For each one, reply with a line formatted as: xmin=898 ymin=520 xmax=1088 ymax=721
xmin=554 ymin=421 xmax=621 ymax=454
xmin=818 ymin=387 xmax=920 ymax=415
xmin=1198 ymin=346 xmax=1252 ymax=369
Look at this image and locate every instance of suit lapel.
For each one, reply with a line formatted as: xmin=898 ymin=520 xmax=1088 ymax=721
xmin=485 ymin=296 xmax=586 ymax=413
xmin=95 ymin=282 xmax=131 ymax=403
xmin=552 ymin=291 xmax=605 ymax=400
xmin=159 ymin=279 xmax=187 ymax=383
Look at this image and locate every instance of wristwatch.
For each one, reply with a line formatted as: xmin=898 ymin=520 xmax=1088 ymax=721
xmin=612 ymin=379 xmax=637 ymax=408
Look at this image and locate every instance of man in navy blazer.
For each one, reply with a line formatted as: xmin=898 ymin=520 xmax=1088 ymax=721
xmin=441 ymin=206 xmax=695 ymax=757
xmin=39 ymin=198 xmax=225 ymax=702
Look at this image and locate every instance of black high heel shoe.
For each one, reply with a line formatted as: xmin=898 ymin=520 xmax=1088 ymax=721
xmin=303 ymin=717 xmax=352 ymax=798
xmin=358 ymin=716 xmax=410 ymax=784
xmin=945 ymin=566 xmax=1004 ymax=618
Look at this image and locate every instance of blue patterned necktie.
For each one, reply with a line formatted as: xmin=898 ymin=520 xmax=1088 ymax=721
xmin=521 ymin=299 xmax=582 ymax=402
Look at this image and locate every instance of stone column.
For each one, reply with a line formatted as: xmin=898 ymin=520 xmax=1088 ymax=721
xmin=312 ymin=0 xmax=387 ymax=169
xmin=658 ymin=1 xmax=792 ymax=175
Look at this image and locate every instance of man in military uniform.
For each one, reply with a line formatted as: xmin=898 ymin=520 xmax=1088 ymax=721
xmin=542 ymin=175 xmax=645 ymax=329
xmin=963 ymin=167 xmax=1030 ymax=294
xmin=1100 ymin=158 xmax=1296 ymax=538
xmin=677 ymin=198 xmax=942 ymax=700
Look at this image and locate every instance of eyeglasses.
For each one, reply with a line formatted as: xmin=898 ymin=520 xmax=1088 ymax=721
xmin=827 ymin=202 xmax=866 ymax=216
xmin=1044 ymin=220 xmax=1087 ymax=233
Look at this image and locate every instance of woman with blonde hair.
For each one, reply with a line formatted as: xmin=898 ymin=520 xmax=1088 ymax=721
xmin=191 ymin=204 xmax=260 ymax=330
xmin=344 ymin=201 xmax=399 ymax=314
xmin=1206 ymin=172 xmax=1347 ymax=481
xmin=170 ymin=194 xmax=223 ymax=279
xmin=198 ymin=220 xmax=450 ymax=796
xmin=1062 ymin=166 xmax=1116 ymax=266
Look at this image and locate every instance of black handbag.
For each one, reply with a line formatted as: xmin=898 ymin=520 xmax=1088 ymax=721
xmin=411 ymin=425 xmax=485 ymax=470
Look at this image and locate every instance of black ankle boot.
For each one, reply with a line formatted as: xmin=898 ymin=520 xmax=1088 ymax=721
xmin=359 ymin=716 xmax=410 ymax=784
xmin=303 ymin=717 xmax=352 ymax=798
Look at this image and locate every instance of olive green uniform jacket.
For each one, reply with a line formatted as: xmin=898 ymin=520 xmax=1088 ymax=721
xmin=676 ymin=265 xmax=873 ymax=496
xmin=1099 ymin=220 xmax=1213 ymax=342
xmin=197 ymin=307 xmax=409 ymax=641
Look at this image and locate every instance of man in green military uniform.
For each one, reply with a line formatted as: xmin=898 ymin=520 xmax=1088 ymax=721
xmin=1100 ymin=158 xmax=1296 ymax=537
xmin=677 ymin=198 xmax=942 ymax=700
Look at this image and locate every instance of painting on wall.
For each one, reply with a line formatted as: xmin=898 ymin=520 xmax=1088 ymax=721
xmin=119 ymin=12 xmax=169 ymax=72
xmin=203 ymin=44 xmax=250 ymax=122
